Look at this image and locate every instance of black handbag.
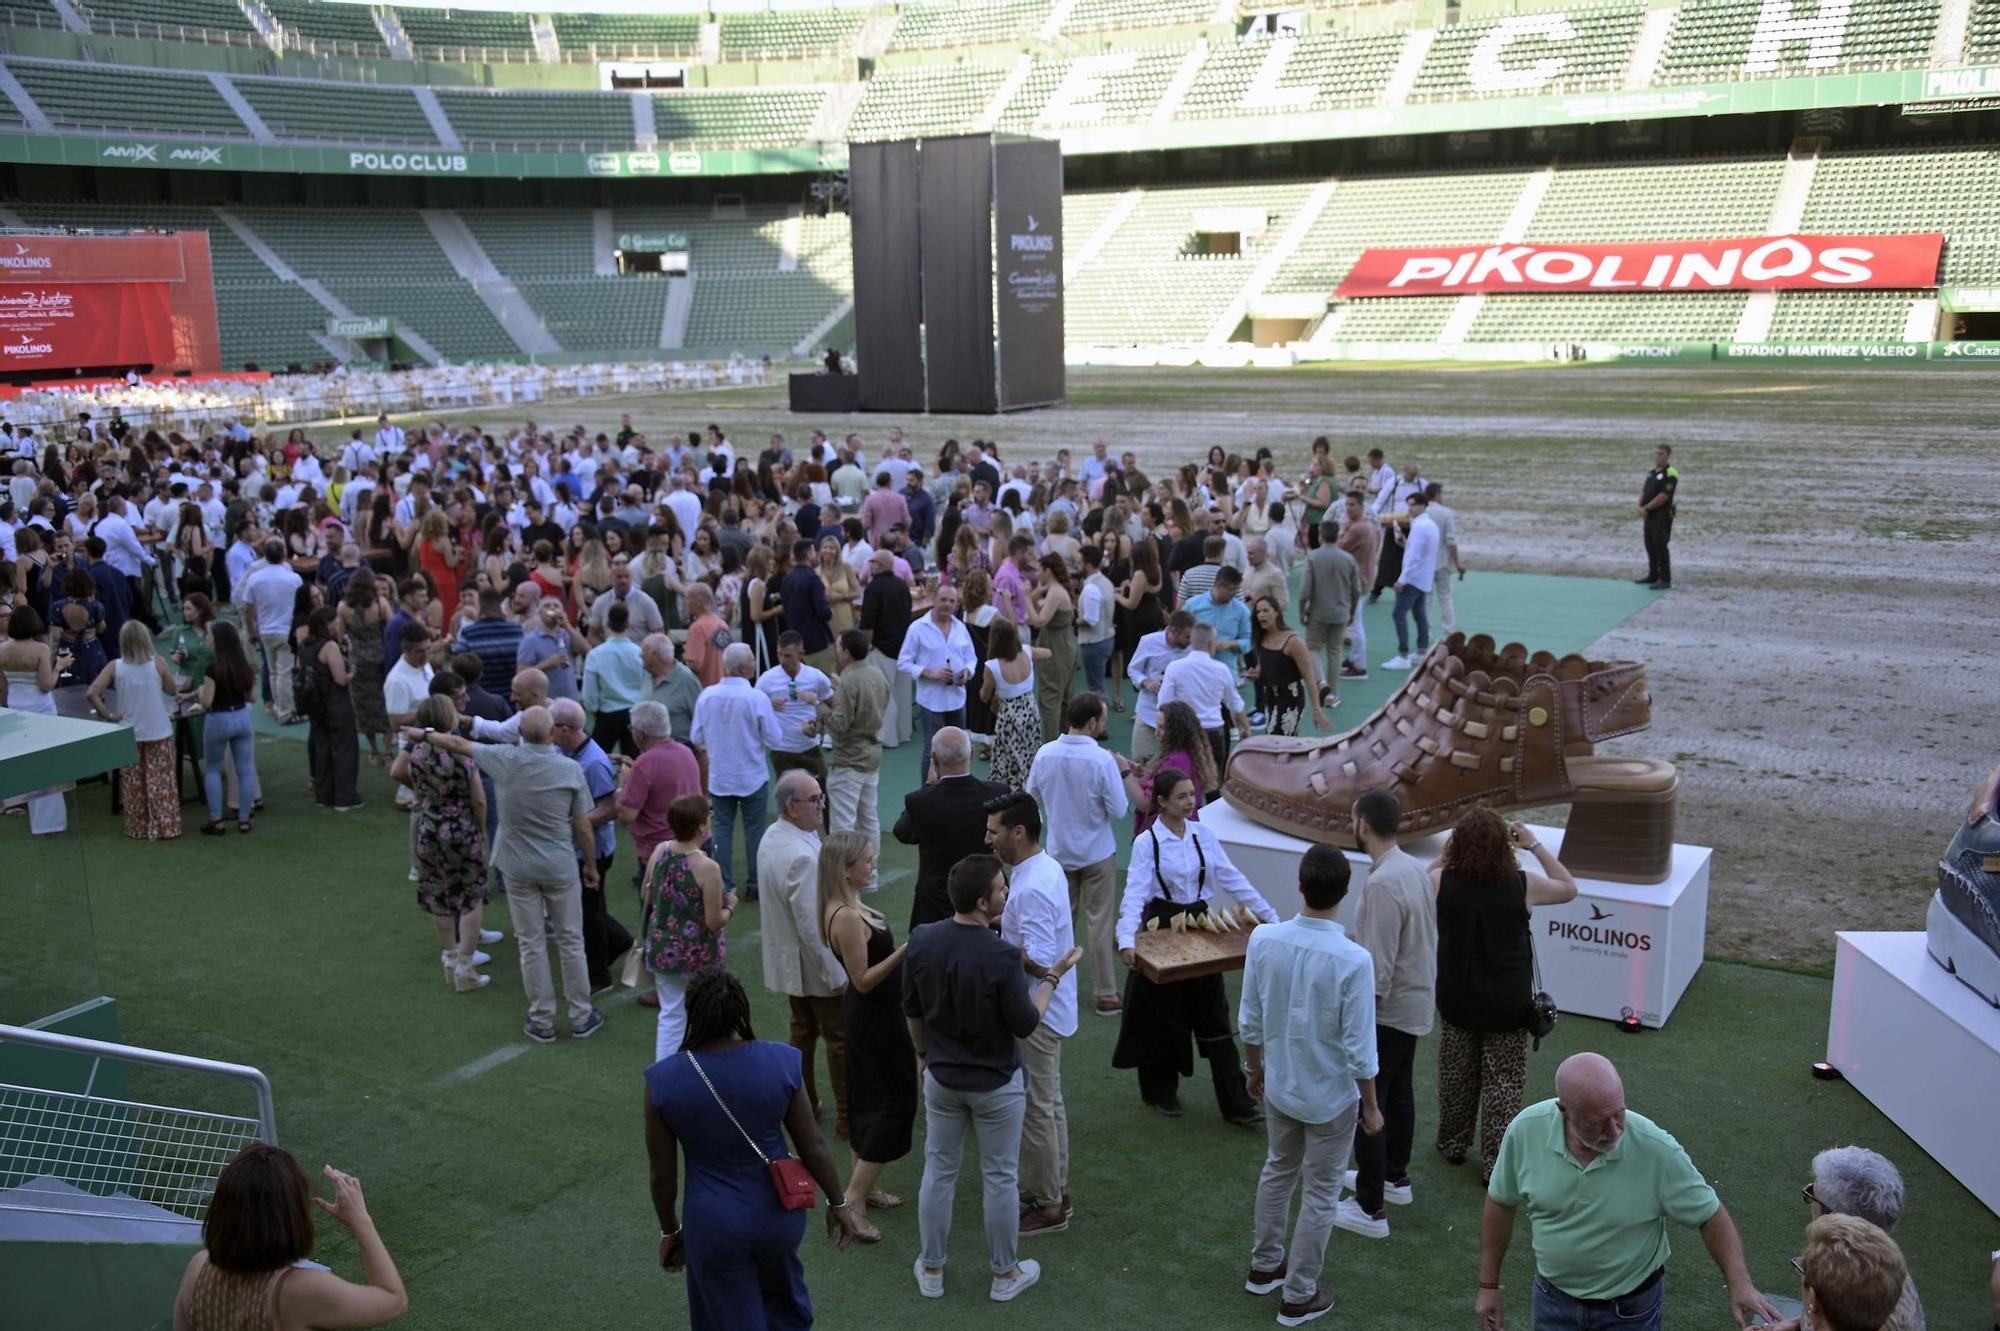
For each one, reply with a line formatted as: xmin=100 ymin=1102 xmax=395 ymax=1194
xmin=1528 ymin=947 xmax=1558 ymax=1051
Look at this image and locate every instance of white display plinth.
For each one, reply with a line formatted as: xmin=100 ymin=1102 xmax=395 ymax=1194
xmin=1828 ymin=931 xmax=2000 ymax=1218
xmin=1202 ymin=801 xmax=1711 ymax=1029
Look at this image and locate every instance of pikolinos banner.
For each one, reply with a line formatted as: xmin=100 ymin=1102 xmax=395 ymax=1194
xmin=1335 ymin=233 xmax=1945 ymax=297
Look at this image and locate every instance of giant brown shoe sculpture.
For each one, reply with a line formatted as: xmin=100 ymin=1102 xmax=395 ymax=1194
xmin=1222 ymin=632 xmax=1677 ymax=884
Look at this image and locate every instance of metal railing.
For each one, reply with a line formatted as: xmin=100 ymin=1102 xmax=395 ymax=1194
xmin=0 ymin=1023 xmax=275 ymax=1225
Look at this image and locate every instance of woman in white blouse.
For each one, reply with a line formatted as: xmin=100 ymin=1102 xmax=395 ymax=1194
xmin=1111 ymin=767 xmax=1276 ymax=1124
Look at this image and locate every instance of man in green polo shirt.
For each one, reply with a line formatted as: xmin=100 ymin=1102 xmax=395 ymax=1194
xmin=1475 ymin=1053 xmax=1775 ymax=1331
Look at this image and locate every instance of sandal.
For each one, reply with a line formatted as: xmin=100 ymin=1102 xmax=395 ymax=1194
xmin=865 ymin=1190 xmax=905 ymax=1210
xmin=200 ymin=820 xmax=228 ymax=837
xmin=237 ymin=820 xmax=253 ymax=833
xmin=1111 ymin=699 xmax=1125 ymax=713
xmin=850 ymin=1218 xmax=884 ymax=1244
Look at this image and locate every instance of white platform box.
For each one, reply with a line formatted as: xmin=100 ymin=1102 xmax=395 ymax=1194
xmin=1202 ymin=801 xmax=1711 ymax=1029
xmin=1827 ymin=931 xmax=2000 ymax=1218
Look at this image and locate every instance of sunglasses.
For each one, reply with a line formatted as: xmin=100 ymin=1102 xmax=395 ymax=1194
xmin=1790 ymin=1256 xmax=1805 ymax=1280
xmin=1801 ymin=1182 xmax=1817 ymax=1207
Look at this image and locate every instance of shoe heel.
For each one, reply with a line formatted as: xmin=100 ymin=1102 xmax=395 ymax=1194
xmin=1557 ymin=780 xmax=1675 ymax=884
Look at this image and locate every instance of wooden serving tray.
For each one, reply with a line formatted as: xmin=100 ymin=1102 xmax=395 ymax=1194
xmin=1133 ymin=925 xmax=1252 ymax=984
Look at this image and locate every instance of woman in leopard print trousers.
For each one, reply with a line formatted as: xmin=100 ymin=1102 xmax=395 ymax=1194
xmin=1428 ymin=808 xmax=1577 ymax=1181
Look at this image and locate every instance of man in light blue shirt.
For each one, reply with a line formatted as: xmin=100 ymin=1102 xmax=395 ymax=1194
xmin=580 ymin=601 xmax=647 ymax=756
xmin=1181 ymin=565 xmax=1257 ymax=722
xmin=1239 ymin=845 xmax=1380 ymax=1326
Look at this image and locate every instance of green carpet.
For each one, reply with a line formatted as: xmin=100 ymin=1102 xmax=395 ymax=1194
xmin=6 ymin=571 xmax=1995 ymax=1329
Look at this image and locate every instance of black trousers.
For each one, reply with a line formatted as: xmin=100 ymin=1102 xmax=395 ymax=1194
xmin=1204 ymin=726 xmax=1230 ymax=788
xmin=590 ymin=708 xmax=636 ymax=759
xmin=1371 ymin=529 xmax=1404 ymax=597
xmin=1643 ymin=509 xmax=1674 ymax=585
xmin=308 ymin=693 xmax=360 ymax=807
xmin=1352 ymin=1024 xmax=1420 ymax=1213
xmin=1113 ymin=899 xmax=1255 ymax=1120
xmin=581 ymin=852 xmax=632 ymax=988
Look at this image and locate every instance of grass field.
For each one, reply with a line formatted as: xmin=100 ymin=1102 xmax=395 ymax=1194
xmin=7 ymin=363 xmax=1999 ymax=1329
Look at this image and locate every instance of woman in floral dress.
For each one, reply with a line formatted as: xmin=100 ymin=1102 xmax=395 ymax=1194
xmin=642 ymin=792 xmax=735 ymax=1061
xmin=979 ymin=618 xmax=1050 ymax=790
xmin=392 ymin=695 xmax=490 ymax=992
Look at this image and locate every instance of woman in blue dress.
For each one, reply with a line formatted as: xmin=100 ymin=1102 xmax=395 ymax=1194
xmin=645 ymin=967 xmax=861 ymax=1329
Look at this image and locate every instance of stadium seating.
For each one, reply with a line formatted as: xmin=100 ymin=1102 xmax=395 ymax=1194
xmin=1972 ymin=0 xmax=2000 ymax=63
xmin=718 ymin=8 xmax=863 ymax=60
xmin=846 ymin=63 xmax=1008 ymax=141
xmin=1467 ymin=291 xmax=1750 ymax=341
xmin=1062 ymin=0 xmax=1217 ymax=36
xmin=613 ymin=204 xmax=851 ymax=355
xmin=1176 ymin=32 xmax=1404 ymax=121
xmin=0 ymin=0 xmax=61 ymax=23
xmin=1265 ymin=169 xmax=1532 ymax=299
xmin=1409 ymin=5 xmax=1644 ymax=101
xmin=998 ymin=45 xmax=1190 ymax=131
xmin=393 ymin=6 xmax=536 ymax=57
xmin=888 ymin=0 xmax=1051 ymax=51
xmin=651 ymin=90 xmax=829 ymax=148
xmin=1525 ymin=157 xmax=1784 ymax=241
xmin=6 ymin=59 xmax=251 ymax=137
xmin=262 ymin=0 xmax=387 ymax=50
xmin=549 ymin=11 xmax=702 ymax=56
xmin=1798 ymin=147 xmax=2000 ymax=284
xmin=432 ymin=88 xmax=636 ymax=150
xmin=78 ymin=0 xmax=256 ymax=37
xmin=1765 ymin=290 xmax=1915 ymax=341
xmin=236 ymin=78 xmax=439 ymax=146
xmin=1655 ymin=0 xmax=1941 ymax=83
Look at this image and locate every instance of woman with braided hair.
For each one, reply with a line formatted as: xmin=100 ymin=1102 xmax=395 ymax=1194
xmin=644 ymin=967 xmax=862 ymax=1329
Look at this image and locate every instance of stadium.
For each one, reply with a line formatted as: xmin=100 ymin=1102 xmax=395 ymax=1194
xmin=2 ymin=1 xmax=1998 ymax=1329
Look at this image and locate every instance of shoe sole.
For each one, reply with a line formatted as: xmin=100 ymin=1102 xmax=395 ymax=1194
xmin=913 ymin=1258 xmax=944 ymax=1300
xmin=989 ymin=1272 xmax=1041 ymax=1302
xmin=1019 ymin=1218 xmax=1068 ymax=1236
xmin=1928 ymin=889 xmax=2000 ymax=1008
xmin=1330 ymin=1218 xmax=1388 ymax=1240
xmin=1244 ymin=1278 xmax=1284 ymax=1296
xmin=573 ymin=1019 xmax=606 ymax=1040
xmin=1277 ymin=1303 xmax=1334 ymax=1326
xmin=523 ymin=1028 xmax=556 ymax=1045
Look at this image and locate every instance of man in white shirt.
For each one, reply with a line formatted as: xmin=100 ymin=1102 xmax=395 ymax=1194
xmin=1078 ymin=438 xmax=1112 ymax=497
xmin=757 ymin=631 xmax=836 ymax=791
xmin=1126 ymin=610 xmax=1194 ymax=763
xmin=1423 ymin=481 xmax=1466 ymax=634
xmin=1160 ymin=624 xmax=1248 ymax=779
xmin=1240 ymin=845 xmax=1381 ymax=1325
xmin=94 ymin=494 xmax=153 ymax=584
xmin=373 ymin=415 xmax=405 ymax=456
xmin=1025 ymin=694 xmax=1131 ymax=1019
xmin=663 ymin=474 xmax=703 ymax=540
xmin=238 ymin=539 xmax=303 ymax=719
xmin=586 ymin=556 xmax=665 ymax=641
xmin=690 ymin=642 xmax=784 ymax=902
xmin=758 ymin=766 xmax=849 ymax=1133
xmin=340 ymin=464 xmax=377 ymax=528
xmin=988 ymin=790 xmax=1078 ymax=1235
xmin=1365 ymin=449 xmax=1397 ymax=516
xmin=896 ymin=582 xmax=977 ymax=781
xmin=338 ymin=431 xmax=375 ymax=475
xmin=1075 ymin=546 xmax=1118 ymax=700
xmin=1384 ymin=491 xmax=1440 ymax=671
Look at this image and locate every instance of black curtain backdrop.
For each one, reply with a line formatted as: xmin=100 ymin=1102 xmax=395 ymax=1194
xmin=993 ymin=137 xmax=1066 ymax=410
xmin=917 ymin=135 xmax=996 ymax=415
xmin=850 ymin=140 xmax=924 ymax=413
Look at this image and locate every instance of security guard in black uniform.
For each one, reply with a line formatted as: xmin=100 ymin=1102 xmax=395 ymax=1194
xmin=1636 ymin=444 xmax=1677 ymax=590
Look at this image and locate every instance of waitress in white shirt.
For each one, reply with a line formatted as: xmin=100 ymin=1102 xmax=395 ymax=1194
xmin=1112 ymin=766 xmax=1276 ymax=1124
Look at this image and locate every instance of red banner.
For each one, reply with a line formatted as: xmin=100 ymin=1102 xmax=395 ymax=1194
xmin=0 ymin=233 xmax=189 ymax=283
xmin=1334 ymin=233 xmax=1945 ymax=298
xmin=0 ymin=283 xmax=179 ymax=372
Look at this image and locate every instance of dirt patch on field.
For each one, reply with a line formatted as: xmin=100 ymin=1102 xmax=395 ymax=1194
xmin=442 ymin=363 xmax=1996 ymax=970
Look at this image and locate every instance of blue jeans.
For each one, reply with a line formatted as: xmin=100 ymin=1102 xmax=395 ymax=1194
xmin=1531 ymin=1272 xmax=1665 ymax=1331
xmin=201 ymin=706 xmax=257 ymax=822
xmin=917 ymin=706 xmax=964 ymax=785
xmin=710 ymin=785 xmax=769 ymax=898
xmin=1079 ymin=637 xmax=1115 ymax=697
xmin=1392 ymin=584 xmax=1429 ymax=655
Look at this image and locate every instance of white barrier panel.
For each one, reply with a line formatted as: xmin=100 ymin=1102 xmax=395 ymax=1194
xmin=1202 ymin=801 xmax=1710 ymax=1029
xmin=1828 ymin=931 xmax=2000 ymax=1218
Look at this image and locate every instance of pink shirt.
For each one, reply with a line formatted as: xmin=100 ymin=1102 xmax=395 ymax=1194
xmin=617 ymin=738 xmax=703 ymax=863
xmin=860 ymin=488 xmax=910 ymax=545
xmin=992 ymin=559 xmax=1032 ymax=622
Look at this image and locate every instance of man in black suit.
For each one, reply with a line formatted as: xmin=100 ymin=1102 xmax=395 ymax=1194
xmin=892 ymin=725 xmax=1007 ymax=931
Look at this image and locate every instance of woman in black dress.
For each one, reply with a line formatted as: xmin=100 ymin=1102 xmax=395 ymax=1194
xmin=1245 ymin=595 xmax=1328 ymax=736
xmin=1116 ymin=538 xmax=1167 ymax=664
xmin=818 ymin=831 xmax=914 ymax=1244
xmin=1097 ymin=526 xmax=1133 ymax=711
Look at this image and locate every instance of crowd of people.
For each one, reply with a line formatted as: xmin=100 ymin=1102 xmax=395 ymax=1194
xmin=0 ymin=410 xmax=1939 ymax=1331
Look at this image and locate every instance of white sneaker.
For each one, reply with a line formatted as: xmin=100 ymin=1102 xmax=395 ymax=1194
xmin=442 ymin=949 xmax=491 ymax=968
xmin=1342 ymin=1170 xmax=1413 ymax=1205
xmin=1382 ymin=655 xmax=1412 ymax=670
xmin=913 ymin=1257 xmax=944 ymax=1299
xmin=478 ymin=928 xmax=505 ymax=946
xmin=408 ymin=867 xmax=419 ymax=882
xmin=1330 ymin=1197 xmax=1389 ymax=1239
xmin=989 ymin=1259 xmax=1041 ymax=1302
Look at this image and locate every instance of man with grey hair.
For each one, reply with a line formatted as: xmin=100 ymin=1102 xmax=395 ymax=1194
xmin=411 ymin=705 xmax=605 ymax=1044
xmin=550 ymin=697 xmax=630 ymax=994
xmin=640 ymin=632 xmax=700 ymax=742
xmin=822 ymin=628 xmax=889 ymax=891
xmin=689 ymin=641 xmax=782 ymax=901
xmin=758 ymin=767 xmax=849 ymax=1133
xmin=893 ymin=724 xmax=1008 ymax=929
xmin=1800 ymin=1146 xmax=1924 ymax=1330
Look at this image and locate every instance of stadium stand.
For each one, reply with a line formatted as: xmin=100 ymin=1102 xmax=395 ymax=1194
xmin=609 ymin=203 xmax=851 ymax=355
xmin=1265 ymin=169 xmax=1532 ymax=300
xmin=1063 ymin=0 xmax=1217 ymax=35
xmin=1465 ymin=290 xmax=1751 ymax=341
xmin=6 ymin=59 xmax=251 ymax=137
xmin=1797 ymin=146 xmax=2000 ymax=284
xmin=997 ymin=45 xmax=1190 ymax=131
xmin=393 ymin=5 xmax=537 ymax=57
xmin=431 ymin=88 xmax=637 ymax=150
xmin=718 ymin=7 xmax=863 ymax=59
xmin=847 ymin=63 xmax=1009 ymax=140
xmin=1655 ymin=0 xmax=1942 ymax=83
xmin=1764 ymin=290 xmax=1917 ymax=341
xmin=235 ymin=78 xmax=439 ymax=146
xmin=0 ymin=0 xmax=61 ymax=24
xmin=1408 ymin=5 xmax=1645 ymax=101
xmin=1972 ymin=0 xmax=2000 ymax=63
xmin=650 ymin=89 xmax=830 ymax=148
xmin=549 ymin=10 xmax=703 ymax=57
xmin=1523 ymin=157 xmax=1785 ymax=241
xmin=1175 ymin=32 xmax=1404 ymax=120
xmin=77 ymin=0 xmax=257 ymax=37
xmin=461 ymin=207 xmax=672 ymax=352
xmin=887 ymin=0 xmax=1051 ymax=51
xmin=262 ymin=0 xmax=388 ymax=50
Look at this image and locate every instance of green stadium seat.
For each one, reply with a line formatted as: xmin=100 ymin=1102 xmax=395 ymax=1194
xmin=613 ymin=204 xmax=852 ymax=356
xmin=433 ymin=88 xmax=637 ymax=151
xmin=7 ymin=58 xmax=253 ymax=137
xmin=1176 ymin=32 xmax=1404 ymax=121
xmin=262 ymin=0 xmax=387 ymax=51
xmin=1524 ymin=157 xmax=1785 ymax=241
xmin=718 ymin=7 xmax=863 ymax=60
xmin=1764 ymin=290 xmax=1917 ymax=341
xmin=1266 ymin=168 xmax=1531 ymax=300
xmin=77 ymin=0 xmax=256 ymax=38
xmin=1799 ymin=146 xmax=2000 ymax=284
xmin=549 ymin=11 xmax=702 ymax=58
xmin=847 ymin=63 xmax=1008 ymax=140
xmin=1063 ymin=0 xmax=1216 ymax=37
xmin=1655 ymin=0 xmax=1941 ymax=84
xmin=235 ymin=78 xmax=438 ymax=146
xmin=889 ymin=0 xmax=1051 ymax=51
xmin=1466 ymin=291 xmax=1750 ymax=341
xmin=1409 ymin=5 xmax=1644 ymax=102
xmin=651 ymin=89 xmax=828 ymax=148
xmin=998 ymin=45 xmax=1190 ymax=131
xmin=393 ymin=6 xmax=536 ymax=58
xmin=1972 ymin=0 xmax=2000 ymax=62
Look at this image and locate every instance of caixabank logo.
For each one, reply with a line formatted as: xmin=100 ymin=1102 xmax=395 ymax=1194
xmin=1547 ymin=902 xmax=1652 ymax=953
